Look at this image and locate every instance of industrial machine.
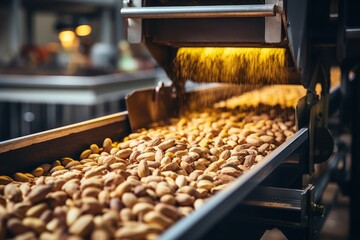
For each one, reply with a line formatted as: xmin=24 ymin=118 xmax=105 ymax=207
xmin=0 ymin=0 xmax=359 ymax=239
xmin=120 ymin=0 xmax=358 ymax=239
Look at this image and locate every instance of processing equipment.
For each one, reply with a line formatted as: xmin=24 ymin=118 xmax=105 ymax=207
xmin=0 ymin=0 xmax=359 ymax=239
xmin=120 ymin=0 xmax=358 ymax=239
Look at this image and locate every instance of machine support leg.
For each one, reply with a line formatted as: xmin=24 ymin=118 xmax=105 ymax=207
xmin=350 ymin=67 xmax=360 ymax=240
xmin=10 ymin=0 xmax=21 ymax=61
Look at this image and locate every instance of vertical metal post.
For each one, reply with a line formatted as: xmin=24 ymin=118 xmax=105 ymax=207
xmin=20 ymin=103 xmax=31 ymax=136
xmin=9 ymin=102 xmax=19 ymax=139
xmin=62 ymin=105 xmax=72 ymax=126
xmin=74 ymin=105 xmax=91 ymax=123
xmin=10 ymin=0 xmax=21 ymax=60
xmin=47 ymin=104 xmax=57 ymax=130
xmin=95 ymin=102 xmax=105 ymax=117
xmin=25 ymin=9 xmax=33 ymax=45
xmin=109 ymin=99 xmax=119 ymax=114
xmin=101 ymin=8 xmax=112 ymax=44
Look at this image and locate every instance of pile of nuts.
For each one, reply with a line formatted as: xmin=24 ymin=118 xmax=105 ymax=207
xmin=0 ymin=105 xmax=296 ymax=239
xmin=214 ymin=85 xmax=307 ymax=109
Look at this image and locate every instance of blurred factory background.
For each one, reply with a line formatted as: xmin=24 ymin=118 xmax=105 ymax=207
xmin=0 ymin=0 xmax=164 ymax=141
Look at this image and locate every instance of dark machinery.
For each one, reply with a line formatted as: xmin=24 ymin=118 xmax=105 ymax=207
xmin=121 ymin=0 xmax=334 ymax=167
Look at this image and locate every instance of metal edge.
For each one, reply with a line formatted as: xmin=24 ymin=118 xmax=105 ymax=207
xmin=25 ymin=0 xmax=116 ymax=7
xmin=159 ymin=128 xmax=308 ymax=240
xmin=0 ymin=69 xmax=160 ymax=88
xmin=312 ymin=145 xmax=346 ymax=201
xmin=0 ymin=112 xmax=128 ymax=153
xmin=121 ymin=4 xmax=276 ymax=19
xmin=243 ymin=186 xmax=304 ymax=211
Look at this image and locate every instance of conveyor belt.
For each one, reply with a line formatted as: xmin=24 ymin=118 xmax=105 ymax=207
xmin=160 ymin=128 xmax=308 ymax=240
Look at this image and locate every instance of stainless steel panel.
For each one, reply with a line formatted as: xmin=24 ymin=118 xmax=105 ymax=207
xmin=126 ymin=83 xmax=174 ymax=131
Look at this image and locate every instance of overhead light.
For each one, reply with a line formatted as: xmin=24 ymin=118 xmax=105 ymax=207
xmin=75 ymin=24 xmax=92 ymax=37
xmin=58 ymin=30 xmax=76 ymax=49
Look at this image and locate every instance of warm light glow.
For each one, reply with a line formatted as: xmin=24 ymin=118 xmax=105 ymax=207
xmin=75 ymin=24 xmax=92 ymax=36
xmin=173 ymin=47 xmax=287 ymax=84
xmin=58 ymin=30 xmax=76 ymax=49
xmin=215 ymin=85 xmax=306 ymax=109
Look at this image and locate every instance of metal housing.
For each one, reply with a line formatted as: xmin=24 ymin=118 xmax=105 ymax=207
xmin=121 ymin=0 xmax=308 ymax=85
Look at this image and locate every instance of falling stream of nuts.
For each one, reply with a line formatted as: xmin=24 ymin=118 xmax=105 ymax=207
xmin=0 ymin=93 xmax=297 ymax=239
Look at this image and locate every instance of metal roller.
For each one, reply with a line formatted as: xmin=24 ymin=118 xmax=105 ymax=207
xmin=121 ymin=4 xmax=277 ymax=19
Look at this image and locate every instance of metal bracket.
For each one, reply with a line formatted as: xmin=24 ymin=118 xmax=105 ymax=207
xmin=310 ymin=100 xmax=334 ymax=164
xmin=265 ymin=0 xmax=282 ymax=43
xmin=125 ymin=81 xmax=175 ymax=131
xmin=296 ymin=58 xmax=333 ymax=172
xmin=241 ymin=184 xmax=325 ymax=234
xmin=122 ymin=2 xmax=282 ymax=44
xmin=123 ymin=0 xmax=142 ymax=43
xmin=296 ymin=91 xmax=317 ymax=174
